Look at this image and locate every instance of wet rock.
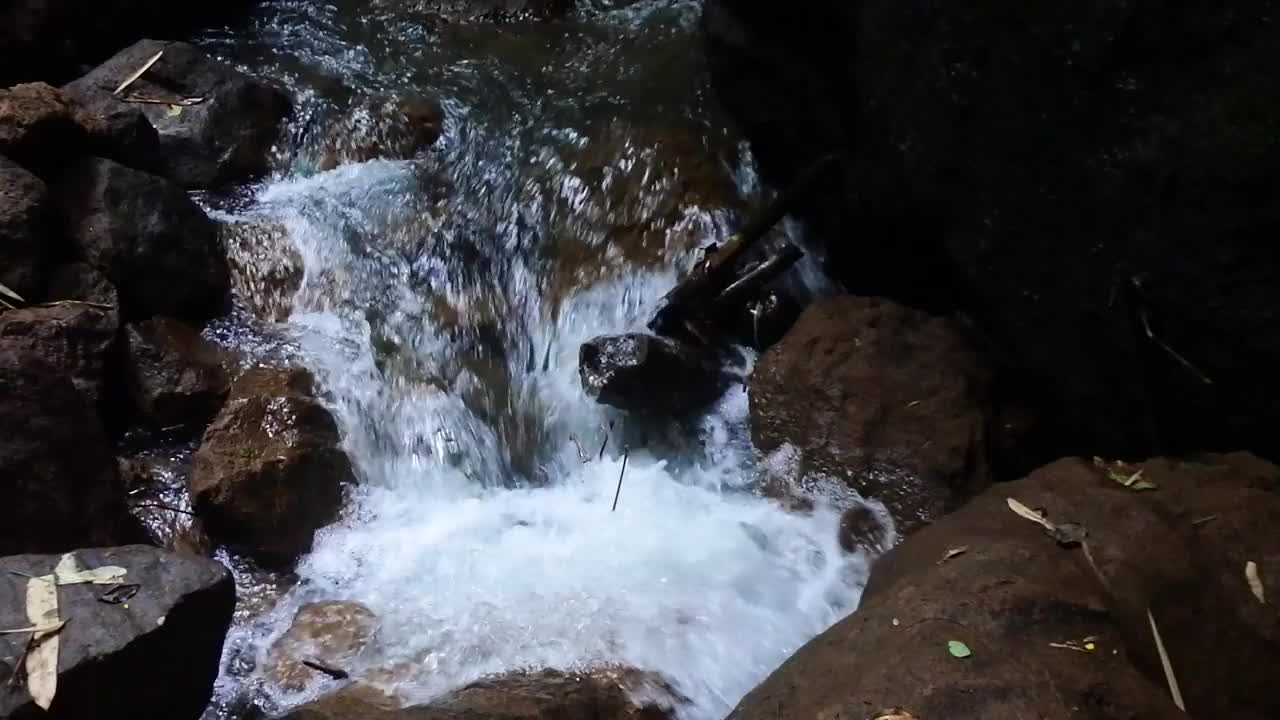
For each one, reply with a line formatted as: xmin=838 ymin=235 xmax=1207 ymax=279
xmin=60 ymin=84 xmax=164 ymax=173
xmin=47 ymin=262 xmax=120 ymax=308
xmin=125 ymin=317 xmax=230 ymax=431
xmin=580 ymin=333 xmax=728 ymax=416
xmin=391 ymin=0 xmax=576 ymax=21
xmin=65 ymin=40 xmax=293 ymax=188
xmin=55 ymin=156 xmax=230 ymax=323
xmin=190 ymin=366 xmax=355 ymax=567
xmin=0 ymin=156 xmax=54 ymax=301
xmin=0 ymin=302 xmax=119 ymax=410
xmin=220 ymin=221 xmax=304 ymax=322
xmin=750 ymin=296 xmax=992 ymax=531
xmin=0 ymin=347 xmax=127 ymax=556
xmin=315 ymin=95 xmax=444 ymax=171
xmin=705 ymin=0 xmax=1280 ymax=464
xmin=0 ymin=545 xmax=235 ymax=720
xmin=0 ymin=83 xmax=93 ymax=177
xmin=729 ymin=452 xmax=1280 ymax=720
xmin=282 ymin=667 xmax=681 ymax=720
xmin=267 ymin=601 xmax=380 ymax=691
xmin=837 ymin=504 xmax=890 ymax=554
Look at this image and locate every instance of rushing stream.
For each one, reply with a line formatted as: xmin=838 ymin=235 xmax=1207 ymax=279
xmin=192 ymin=1 xmax=883 ymax=717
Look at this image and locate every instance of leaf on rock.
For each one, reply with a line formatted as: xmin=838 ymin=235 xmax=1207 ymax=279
xmin=937 ymin=546 xmax=969 ymax=564
xmin=947 ymin=640 xmax=972 ymax=659
xmin=98 ymin=583 xmax=140 ymax=605
xmin=1246 ymin=561 xmax=1266 ymax=604
xmin=873 ymin=709 xmax=916 ymax=720
xmin=1007 ymin=497 xmax=1055 ymax=531
xmin=25 ymin=575 xmax=60 ymax=709
xmin=1051 ymin=522 xmax=1088 ymax=548
xmin=53 ymin=553 xmax=127 ymax=585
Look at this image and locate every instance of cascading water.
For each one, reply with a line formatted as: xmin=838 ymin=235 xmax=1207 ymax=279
xmin=195 ymin=1 xmax=885 ymax=717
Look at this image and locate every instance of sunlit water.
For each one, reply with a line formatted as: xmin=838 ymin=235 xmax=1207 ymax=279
xmin=194 ymin=1 xmax=882 ymax=717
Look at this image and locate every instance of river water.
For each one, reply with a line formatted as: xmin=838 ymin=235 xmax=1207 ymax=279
xmin=193 ymin=1 xmax=880 ymax=717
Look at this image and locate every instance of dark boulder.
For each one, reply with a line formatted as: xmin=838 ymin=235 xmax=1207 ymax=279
xmin=0 ymin=347 xmax=128 ymax=556
xmin=750 ymin=296 xmax=993 ymax=531
xmin=190 ymin=366 xmax=355 ymax=568
xmin=315 ymin=95 xmax=444 ymax=171
xmin=60 ymin=85 xmax=164 ymax=174
xmin=580 ymin=333 xmax=728 ymax=416
xmin=266 ymin=600 xmax=380 ymax=691
xmin=46 ymin=262 xmax=120 ymax=308
xmin=0 ymin=302 xmax=119 ymax=411
xmin=703 ymin=0 xmax=1280 ymax=464
xmin=220 ymin=221 xmax=304 ymax=322
xmin=0 ymin=156 xmax=54 ymax=301
xmin=124 ymin=317 xmax=230 ymax=432
xmin=65 ymin=40 xmax=293 ymax=189
xmin=55 ymin=157 xmax=230 ymax=323
xmin=0 ymin=83 xmax=93 ymax=177
xmin=280 ymin=667 xmax=681 ymax=720
xmin=0 ymin=545 xmax=235 ymax=720
xmin=728 ymin=452 xmax=1280 ymax=720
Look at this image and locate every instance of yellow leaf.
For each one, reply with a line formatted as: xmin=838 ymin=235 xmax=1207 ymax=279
xmin=1006 ymin=497 xmax=1055 ymax=531
xmin=1246 ymin=561 xmax=1266 ymax=604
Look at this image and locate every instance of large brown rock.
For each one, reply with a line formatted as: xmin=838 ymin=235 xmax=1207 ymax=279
xmin=55 ymin=157 xmax=230 ymax=323
xmin=0 ymin=347 xmax=128 ymax=556
xmin=750 ymin=296 xmax=993 ymax=531
xmin=705 ymin=0 xmax=1280 ymax=464
xmin=267 ymin=601 xmax=380 ymax=691
xmin=728 ymin=452 xmax=1280 ymax=720
xmin=0 ymin=83 xmax=93 ymax=177
xmin=281 ymin=667 xmax=681 ymax=720
xmin=0 ymin=156 xmax=54 ymax=301
xmin=0 ymin=545 xmax=235 ymax=720
xmin=65 ymin=40 xmax=293 ymax=189
xmin=0 ymin=302 xmax=119 ymax=410
xmin=191 ymin=366 xmax=355 ymax=567
xmin=124 ymin=317 xmax=230 ymax=431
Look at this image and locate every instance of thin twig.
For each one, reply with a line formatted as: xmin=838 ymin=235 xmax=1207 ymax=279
xmin=6 ymin=633 xmax=35 ymax=688
xmin=302 ymin=659 xmax=349 ymax=680
xmin=129 ymin=503 xmax=196 ymax=516
xmin=113 ymin=50 xmax=164 ymax=95
xmin=1147 ymin=608 xmax=1185 ymax=711
xmin=1191 ymin=514 xmax=1219 ymax=527
xmin=597 ymin=421 xmax=613 ymax=461
xmin=611 ymin=447 xmax=630 ymax=512
xmin=569 ymin=435 xmax=590 ymax=464
xmin=1132 ymin=278 xmax=1212 ymax=385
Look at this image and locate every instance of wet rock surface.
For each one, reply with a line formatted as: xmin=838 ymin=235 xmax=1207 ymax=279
xmin=315 ymin=95 xmax=444 ymax=171
xmin=0 ymin=302 xmax=120 ymax=411
xmin=704 ymin=0 xmax=1280 ymax=465
xmin=580 ymin=333 xmax=728 ymax=416
xmin=750 ymin=296 xmax=994 ymax=531
xmin=0 ymin=157 xmax=54 ymax=301
xmin=190 ymin=366 xmax=355 ymax=568
xmin=125 ymin=317 xmax=230 ymax=431
xmin=266 ymin=601 xmax=380 ymax=691
xmin=65 ymin=40 xmax=293 ymax=189
xmin=46 ymin=262 xmax=120 ymax=308
xmin=59 ymin=85 xmax=164 ymax=174
xmin=54 ymin=157 xmax=230 ymax=323
xmin=0 ymin=347 xmax=128 ymax=556
xmin=729 ymin=452 xmax=1280 ymax=720
xmin=280 ymin=667 xmax=681 ymax=720
xmin=220 ymin=221 xmax=305 ymax=323
xmin=0 ymin=545 xmax=235 ymax=720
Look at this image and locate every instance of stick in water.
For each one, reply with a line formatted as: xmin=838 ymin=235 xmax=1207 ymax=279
xmin=611 ymin=446 xmax=630 ymax=512
xmin=598 ymin=420 xmax=614 ymax=461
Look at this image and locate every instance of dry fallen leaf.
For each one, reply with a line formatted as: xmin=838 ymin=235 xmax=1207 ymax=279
xmin=1148 ymin=609 xmax=1185 ymax=712
xmin=1246 ymin=561 xmax=1266 ymax=604
xmin=52 ymin=553 xmax=126 ymax=585
xmin=873 ymin=709 xmax=916 ymax=720
xmin=937 ymin=546 xmax=969 ymax=564
xmin=25 ymin=575 xmax=59 ymax=709
xmin=1007 ymin=497 xmax=1055 ymax=531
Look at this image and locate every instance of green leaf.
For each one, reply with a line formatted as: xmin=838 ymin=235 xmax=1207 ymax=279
xmin=947 ymin=640 xmax=972 ymax=658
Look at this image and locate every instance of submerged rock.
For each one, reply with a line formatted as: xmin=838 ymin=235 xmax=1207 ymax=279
xmin=0 ymin=545 xmax=235 ymax=720
xmin=579 ymin=333 xmax=727 ymax=416
xmin=0 ymin=347 xmax=128 ymax=556
xmin=220 ymin=221 xmax=305 ymax=323
xmin=190 ymin=366 xmax=355 ymax=568
xmin=267 ymin=601 xmax=380 ymax=691
xmin=729 ymin=452 xmax=1280 ymax=720
xmin=282 ymin=667 xmax=682 ymax=720
xmin=750 ymin=296 xmax=993 ymax=531
xmin=124 ymin=317 xmax=230 ymax=432
xmin=0 ymin=156 xmax=54 ymax=301
xmin=0 ymin=301 xmax=120 ymax=411
xmin=315 ymin=95 xmax=444 ymax=171
xmin=65 ymin=40 xmax=293 ymax=189
xmin=55 ymin=157 xmax=230 ymax=323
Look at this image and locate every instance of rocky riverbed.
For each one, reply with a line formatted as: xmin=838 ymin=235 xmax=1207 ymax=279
xmin=2 ymin=1 xmax=1279 ymax=719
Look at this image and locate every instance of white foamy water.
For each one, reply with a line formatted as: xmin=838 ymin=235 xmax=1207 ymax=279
xmin=209 ymin=155 xmax=875 ymax=719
